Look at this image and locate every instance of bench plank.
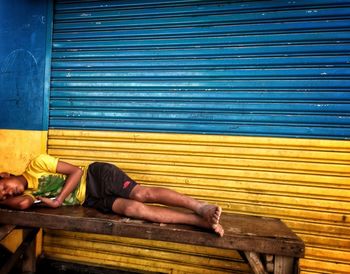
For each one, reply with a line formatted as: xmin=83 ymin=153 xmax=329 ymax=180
xmin=0 ymin=206 xmax=304 ymax=258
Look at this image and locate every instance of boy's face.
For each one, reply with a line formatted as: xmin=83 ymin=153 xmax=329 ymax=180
xmin=0 ymin=176 xmax=25 ymax=200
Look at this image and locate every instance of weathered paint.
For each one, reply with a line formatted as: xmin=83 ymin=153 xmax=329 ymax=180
xmin=46 ymin=129 xmax=350 ymax=274
xmin=0 ymin=0 xmax=50 ymax=131
xmin=0 ymin=0 xmax=51 ymax=263
xmin=46 ymin=2 xmax=350 ymax=271
xmin=0 ymin=0 xmax=50 ymax=173
xmin=43 ymin=230 xmax=250 ymax=274
xmin=0 ymin=0 xmax=51 ymax=165
xmin=0 ymin=130 xmax=47 ymax=174
xmin=1 ymin=0 xmax=350 ymax=273
xmin=50 ymin=0 xmax=350 ymax=139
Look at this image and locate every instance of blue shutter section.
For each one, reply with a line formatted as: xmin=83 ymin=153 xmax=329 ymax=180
xmin=50 ymin=0 xmax=350 ymax=139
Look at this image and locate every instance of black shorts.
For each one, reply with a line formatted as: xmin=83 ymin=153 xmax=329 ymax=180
xmin=83 ymin=162 xmax=138 ymax=213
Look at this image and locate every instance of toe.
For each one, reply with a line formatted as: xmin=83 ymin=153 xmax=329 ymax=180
xmin=213 ymin=224 xmax=224 ymax=237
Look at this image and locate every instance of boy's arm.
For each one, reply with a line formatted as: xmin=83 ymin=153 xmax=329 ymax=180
xmin=0 ymin=195 xmax=34 ymax=210
xmin=37 ymin=160 xmax=83 ymax=208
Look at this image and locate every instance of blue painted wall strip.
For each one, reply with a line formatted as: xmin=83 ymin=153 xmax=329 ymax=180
xmin=50 ymin=0 xmax=350 ymax=139
xmin=0 ymin=0 xmax=49 ymax=130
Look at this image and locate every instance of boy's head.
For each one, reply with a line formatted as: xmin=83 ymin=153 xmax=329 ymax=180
xmin=0 ymin=173 xmax=25 ymax=200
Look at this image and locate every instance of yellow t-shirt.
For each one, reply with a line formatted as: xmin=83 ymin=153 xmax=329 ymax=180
xmin=22 ymin=154 xmax=87 ymax=205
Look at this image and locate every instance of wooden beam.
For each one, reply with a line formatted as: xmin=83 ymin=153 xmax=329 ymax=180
xmin=22 ymin=229 xmax=38 ymax=273
xmin=265 ymin=254 xmax=274 ymax=273
xmin=0 ymin=224 xmax=16 ymax=241
xmin=244 ymin=251 xmax=268 ymax=274
xmin=274 ymin=256 xmax=295 ymax=274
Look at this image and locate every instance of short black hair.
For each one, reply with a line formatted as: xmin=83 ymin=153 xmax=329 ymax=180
xmin=0 ymin=174 xmax=15 ymax=180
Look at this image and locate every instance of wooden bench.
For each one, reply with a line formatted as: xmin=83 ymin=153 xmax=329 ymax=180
xmin=0 ymin=206 xmax=304 ymax=274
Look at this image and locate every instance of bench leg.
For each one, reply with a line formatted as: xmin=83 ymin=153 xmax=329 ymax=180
xmin=274 ymin=256 xmax=296 ymax=274
xmin=22 ymin=229 xmax=37 ymax=273
xmin=241 ymin=253 xmax=299 ymax=274
xmin=0 ymin=228 xmax=39 ymax=274
xmin=244 ymin=251 xmax=268 ymax=274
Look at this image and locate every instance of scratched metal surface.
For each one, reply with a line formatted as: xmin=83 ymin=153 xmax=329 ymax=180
xmin=49 ymin=0 xmax=350 ymax=139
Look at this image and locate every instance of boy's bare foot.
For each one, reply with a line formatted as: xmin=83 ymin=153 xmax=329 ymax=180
xmin=198 ymin=203 xmax=222 ymax=225
xmin=212 ymin=223 xmax=224 ymax=237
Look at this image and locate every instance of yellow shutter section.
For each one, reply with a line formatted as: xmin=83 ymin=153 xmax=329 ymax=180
xmin=46 ymin=129 xmax=350 ymax=274
xmin=43 ymin=230 xmax=249 ymax=274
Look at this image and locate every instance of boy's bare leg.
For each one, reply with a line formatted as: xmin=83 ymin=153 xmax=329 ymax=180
xmin=129 ymin=185 xmax=222 ymax=225
xmin=112 ymin=198 xmax=224 ymax=237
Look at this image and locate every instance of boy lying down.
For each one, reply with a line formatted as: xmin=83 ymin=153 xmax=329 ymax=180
xmin=0 ymin=154 xmax=224 ymax=236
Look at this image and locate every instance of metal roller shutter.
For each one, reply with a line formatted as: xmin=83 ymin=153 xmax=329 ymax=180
xmin=46 ymin=1 xmax=350 ymax=273
xmin=49 ymin=0 xmax=350 ymax=139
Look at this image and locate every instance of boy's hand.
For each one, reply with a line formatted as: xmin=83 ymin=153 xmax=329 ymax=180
xmin=37 ymin=196 xmax=62 ymax=208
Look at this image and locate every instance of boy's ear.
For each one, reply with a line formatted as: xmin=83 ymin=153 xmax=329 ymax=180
xmin=0 ymin=172 xmax=11 ymax=179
